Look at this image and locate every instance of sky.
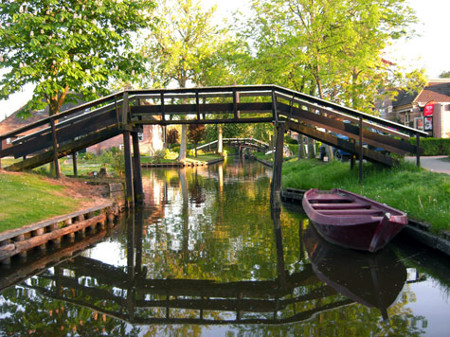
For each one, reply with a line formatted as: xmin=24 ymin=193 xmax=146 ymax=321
xmin=0 ymin=0 xmax=448 ymax=122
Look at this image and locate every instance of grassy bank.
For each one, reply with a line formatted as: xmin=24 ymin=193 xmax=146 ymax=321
xmin=0 ymin=171 xmax=91 ymax=232
xmin=282 ymin=159 xmax=450 ymax=233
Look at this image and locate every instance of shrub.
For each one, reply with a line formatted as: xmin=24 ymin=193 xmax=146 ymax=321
xmin=410 ymin=137 xmax=450 ymax=156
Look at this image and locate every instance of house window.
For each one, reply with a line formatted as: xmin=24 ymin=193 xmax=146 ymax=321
xmin=6 ymin=138 xmax=11 ymax=144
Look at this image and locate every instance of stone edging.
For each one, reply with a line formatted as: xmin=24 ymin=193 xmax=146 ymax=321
xmin=280 ymin=188 xmax=450 ymax=256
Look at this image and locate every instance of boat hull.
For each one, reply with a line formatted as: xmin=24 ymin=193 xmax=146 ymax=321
xmin=302 ymin=188 xmax=408 ymax=252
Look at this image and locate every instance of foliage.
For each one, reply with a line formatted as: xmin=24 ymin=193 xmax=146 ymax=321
xmin=282 ymin=159 xmax=450 ymax=232
xmin=139 ymin=0 xmax=237 ymax=161
xmin=188 ymin=124 xmax=206 ymax=156
xmin=0 ymin=0 xmax=154 ymax=117
xmin=140 ymin=0 xmax=225 ymax=89
xmin=166 ymin=128 xmax=179 ymax=145
xmin=439 ymin=71 xmax=450 ymax=78
xmin=235 ymin=0 xmax=417 ymax=112
xmin=409 ymin=137 xmax=450 ymax=156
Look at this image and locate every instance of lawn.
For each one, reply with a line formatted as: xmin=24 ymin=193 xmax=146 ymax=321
xmin=0 ymin=171 xmax=90 ymax=232
xmin=282 ymin=159 xmax=450 ymax=233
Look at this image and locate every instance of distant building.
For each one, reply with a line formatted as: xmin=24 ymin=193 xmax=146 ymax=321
xmin=377 ymin=79 xmax=450 ymax=138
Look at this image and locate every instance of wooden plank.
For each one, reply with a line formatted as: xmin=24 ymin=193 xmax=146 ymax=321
xmin=0 ymin=203 xmax=113 ymax=242
xmin=287 ymin=121 xmax=396 ymax=166
xmin=276 ymin=92 xmax=411 ymax=140
xmin=129 ymin=116 xmax=274 ymax=125
xmin=123 ymin=131 xmax=134 ymax=207
xmin=130 ymin=102 xmax=272 ymax=115
xmin=4 ymin=108 xmax=118 ymax=159
xmin=49 ymin=118 xmax=61 ymax=178
xmin=5 ymin=127 xmax=121 ymax=171
xmin=13 ymin=215 xmax=106 ymax=253
xmin=278 ymin=103 xmax=418 ymax=155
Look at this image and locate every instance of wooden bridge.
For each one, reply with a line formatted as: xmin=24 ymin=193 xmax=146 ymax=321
xmin=0 ymin=85 xmax=428 ymax=207
xmin=196 ymin=137 xmax=270 ymax=153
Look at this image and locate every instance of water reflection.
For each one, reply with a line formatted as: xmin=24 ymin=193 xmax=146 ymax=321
xmin=304 ymin=225 xmax=406 ymax=320
xmin=0 ymin=158 xmax=447 ymax=336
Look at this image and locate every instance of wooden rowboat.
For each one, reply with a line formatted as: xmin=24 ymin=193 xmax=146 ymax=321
xmin=302 ymin=188 xmax=408 ymax=252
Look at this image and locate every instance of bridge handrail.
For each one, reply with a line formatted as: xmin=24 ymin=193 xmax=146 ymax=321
xmin=273 ymin=86 xmax=428 ymax=137
xmin=1 ymin=84 xmax=428 ymax=143
xmin=0 ymin=91 xmax=125 ymax=141
xmin=195 ymin=138 xmax=270 ymax=151
xmin=10 ymin=101 xmax=119 ymax=145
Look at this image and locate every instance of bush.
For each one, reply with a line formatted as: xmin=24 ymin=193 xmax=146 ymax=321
xmin=410 ymin=137 xmax=450 ymax=156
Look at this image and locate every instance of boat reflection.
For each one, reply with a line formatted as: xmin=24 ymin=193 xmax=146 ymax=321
xmin=303 ymin=225 xmax=407 ymax=319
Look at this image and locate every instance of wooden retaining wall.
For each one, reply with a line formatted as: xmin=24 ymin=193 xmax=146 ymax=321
xmin=0 ymin=202 xmax=118 ymax=265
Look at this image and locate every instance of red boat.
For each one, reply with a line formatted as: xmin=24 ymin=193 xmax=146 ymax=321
xmin=302 ymin=188 xmax=408 ymax=252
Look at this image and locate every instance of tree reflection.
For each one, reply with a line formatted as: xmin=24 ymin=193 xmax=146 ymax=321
xmin=0 ymin=158 xmax=439 ymax=336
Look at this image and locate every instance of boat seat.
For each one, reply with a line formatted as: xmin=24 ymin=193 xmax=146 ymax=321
xmin=312 ymin=203 xmax=371 ymax=210
xmin=318 ymin=209 xmax=385 ymax=216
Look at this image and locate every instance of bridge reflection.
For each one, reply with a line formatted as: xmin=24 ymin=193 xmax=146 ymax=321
xmin=3 ymin=208 xmax=413 ymax=326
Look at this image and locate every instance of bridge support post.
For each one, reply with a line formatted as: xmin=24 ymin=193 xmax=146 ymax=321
xmin=72 ymin=152 xmax=78 ymax=176
xmin=358 ymin=116 xmax=363 ymax=183
xmin=132 ymin=132 xmax=144 ymax=204
xmin=416 ymin=133 xmax=421 ymax=167
xmin=271 ymin=121 xmax=285 ymax=210
xmin=49 ymin=118 xmax=61 ymax=179
xmin=123 ymin=131 xmax=135 ymax=208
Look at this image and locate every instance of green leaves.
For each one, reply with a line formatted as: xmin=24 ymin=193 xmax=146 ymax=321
xmin=0 ymin=0 xmax=155 ymax=116
xmin=237 ymin=0 xmax=417 ymax=112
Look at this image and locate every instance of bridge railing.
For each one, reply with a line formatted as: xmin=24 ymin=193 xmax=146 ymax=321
xmin=1 ymin=85 xmax=429 ymax=170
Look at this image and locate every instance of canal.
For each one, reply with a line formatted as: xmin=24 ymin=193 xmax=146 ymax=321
xmin=0 ymin=157 xmax=449 ymax=336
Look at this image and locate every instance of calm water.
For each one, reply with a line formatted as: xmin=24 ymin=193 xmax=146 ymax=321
xmin=1 ymin=157 xmax=449 ymax=336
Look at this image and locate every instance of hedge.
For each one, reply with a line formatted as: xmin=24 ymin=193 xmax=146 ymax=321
xmin=410 ymin=137 xmax=450 ymax=156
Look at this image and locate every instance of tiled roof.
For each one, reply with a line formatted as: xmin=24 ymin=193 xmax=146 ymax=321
xmin=0 ymin=107 xmax=48 ymax=136
xmin=0 ymin=96 xmax=83 ymax=136
xmin=415 ymin=81 xmax=450 ymax=104
xmin=393 ymin=90 xmax=417 ymax=107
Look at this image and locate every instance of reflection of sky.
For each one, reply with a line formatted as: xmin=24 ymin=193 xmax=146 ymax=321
xmin=84 ymin=240 xmax=128 ymax=267
xmin=405 ymin=280 xmax=450 ymax=336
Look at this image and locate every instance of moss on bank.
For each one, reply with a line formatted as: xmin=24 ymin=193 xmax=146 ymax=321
xmin=282 ymin=159 xmax=450 ymax=233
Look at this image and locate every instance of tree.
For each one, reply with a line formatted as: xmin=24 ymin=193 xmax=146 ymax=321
xmin=0 ymin=0 xmax=154 ymax=118
xmin=166 ymin=127 xmax=179 ymax=147
xmin=439 ymin=71 xmax=450 ymax=78
xmin=188 ymin=124 xmax=206 ymax=157
xmin=140 ymin=0 xmax=229 ymax=162
xmin=237 ymin=0 xmax=417 ymax=112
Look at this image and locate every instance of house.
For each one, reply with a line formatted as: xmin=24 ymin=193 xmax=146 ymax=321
xmin=378 ymin=79 xmax=450 ymax=138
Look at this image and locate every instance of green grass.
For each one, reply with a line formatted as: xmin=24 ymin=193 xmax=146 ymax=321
xmin=282 ymin=159 xmax=450 ymax=233
xmin=0 ymin=172 xmax=85 ymax=232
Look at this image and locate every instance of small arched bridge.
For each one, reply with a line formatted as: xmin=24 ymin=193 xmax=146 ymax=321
xmin=196 ymin=138 xmax=270 ymax=153
xmin=0 ymin=85 xmax=428 ymax=207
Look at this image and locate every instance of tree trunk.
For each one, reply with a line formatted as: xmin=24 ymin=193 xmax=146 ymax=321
xmin=178 ymin=124 xmax=187 ymax=162
xmin=298 ymin=133 xmax=305 ymax=159
xmin=217 ymin=124 xmax=223 ymax=155
xmin=307 ymin=137 xmax=315 ymax=159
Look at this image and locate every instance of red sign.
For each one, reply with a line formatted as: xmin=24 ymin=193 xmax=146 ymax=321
xmin=424 ymin=101 xmax=434 ymax=117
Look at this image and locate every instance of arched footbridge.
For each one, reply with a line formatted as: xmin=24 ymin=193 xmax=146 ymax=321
xmin=0 ymin=85 xmax=428 ymax=206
